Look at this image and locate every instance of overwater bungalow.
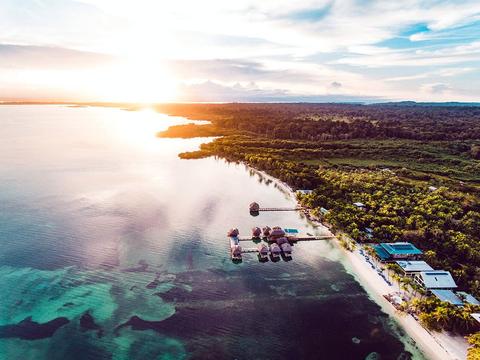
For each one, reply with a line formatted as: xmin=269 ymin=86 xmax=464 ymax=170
xmin=276 ymin=237 xmax=289 ymax=245
xmin=258 ymin=243 xmax=269 ymax=261
xmin=252 ymin=227 xmax=262 ymax=238
xmin=227 ymin=228 xmax=239 ymax=237
xmin=280 ymin=242 xmax=292 ymax=256
xmin=249 ymin=202 xmax=260 ymax=212
xmin=262 ymin=226 xmax=271 ymax=237
xmin=270 ymin=243 xmax=281 ymax=259
xmin=231 ymin=244 xmax=242 ymax=260
xmin=268 ymin=226 xmax=286 ymax=241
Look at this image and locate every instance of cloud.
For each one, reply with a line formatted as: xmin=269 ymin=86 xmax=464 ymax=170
xmin=421 ymin=82 xmax=451 ymax=94
xmin=177 ymin=80 xmax=382 ymax=103
xmin=0 ymin=0 xmax=480 ymax=101
xmin=0 ymin=44 xmax=113 ymax=69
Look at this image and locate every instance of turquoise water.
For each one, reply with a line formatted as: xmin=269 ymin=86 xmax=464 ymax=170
xmin=0 ymin=105 xmax=424 ymax=359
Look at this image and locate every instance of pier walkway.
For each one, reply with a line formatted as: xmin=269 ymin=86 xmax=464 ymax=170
xmin=256 ymin=207 xmax=303 ymax=212
xmin=237 ymin=235 xmax=334 ymax=242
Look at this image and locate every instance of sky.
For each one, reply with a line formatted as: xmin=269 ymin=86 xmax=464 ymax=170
xmin=0 ymin=0 xmax=479 ymax=103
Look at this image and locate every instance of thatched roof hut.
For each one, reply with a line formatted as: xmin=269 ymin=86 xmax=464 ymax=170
xmin=280 ymin=242 xmax=292 ymax=254
xmin=227 ymin=228 xmax=239 ymax=237
xmin=231 ymin=245 xmax=242 ymax=256
xmin=263 ymin=226 xmax=271 ymax=237
xmin=258 ymin=243 xmax=269 ymax=255
xmin=252 ymin=227 xmax=262 ymax=238
xmin=270 ymin=243 xmax=281 ymax=254
xmin=249 ymin=202 xmax=260 ymax=212
xmin=270 ymin=226 xmax=286 ymax=238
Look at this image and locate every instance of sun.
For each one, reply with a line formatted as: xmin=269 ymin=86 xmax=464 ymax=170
xmin=94 ymin=59 xmax=178 ymax=104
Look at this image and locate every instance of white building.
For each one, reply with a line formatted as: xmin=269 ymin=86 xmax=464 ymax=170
xmin=396 ymin=260 xmax=433 ymax=276
xmin=414 ymin=270 xmax=457 ymax=290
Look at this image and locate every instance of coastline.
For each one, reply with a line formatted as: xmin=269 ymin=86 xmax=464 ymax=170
xmin=250 ymin=166 xmax=469 ymax=360
xmin=332 ymin=238 xmax=468 ymax=360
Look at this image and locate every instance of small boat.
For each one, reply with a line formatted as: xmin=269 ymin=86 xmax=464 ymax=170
xmin=231 ymin=244 xmax=242 ymax=261
xmin=227 ymin=228 xmax=239 ymax=237
xmin=258 ymin=243 xmax=269 ymax=261
xmin=280 ymin=242 xmax=292 ymax=257
xmin=269 ymin=243 xmax=281 ymax=259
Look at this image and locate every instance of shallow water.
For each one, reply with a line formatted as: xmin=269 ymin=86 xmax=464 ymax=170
xmin=0 ymin=105 xmax=425 ymax=359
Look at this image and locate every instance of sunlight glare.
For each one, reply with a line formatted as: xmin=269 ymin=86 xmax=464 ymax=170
xmin=95 ymin=58 xmax=178 ymax=103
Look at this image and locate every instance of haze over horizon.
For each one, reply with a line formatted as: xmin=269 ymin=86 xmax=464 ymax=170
xmin=1 ymin=0 xmax=479 ymax=103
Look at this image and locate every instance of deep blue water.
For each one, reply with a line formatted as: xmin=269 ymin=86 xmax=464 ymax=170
xmin=0 ymin=105 xmax=425 ymax=359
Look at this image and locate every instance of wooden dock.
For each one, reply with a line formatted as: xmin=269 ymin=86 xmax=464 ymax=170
xmin=236 ymin=235 xmax=334 ymax=242
xmin=241 ymin=248 xmax=260 ymax=253
xmin=257 ymin=207 xmax=303 ymax=212
xmin=291 ymin=235 xmax=335 ymax=242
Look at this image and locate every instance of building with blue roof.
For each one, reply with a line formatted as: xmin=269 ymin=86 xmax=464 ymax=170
xmin=414 ymin=270 xmax=457 ymax=290
xmin=373 ymin=242 xmax=423 ymax=262
xmin=430 ymin=290 xmax=464 ymax=305
xmin=457 ymin=292 xmax=480 ymax=306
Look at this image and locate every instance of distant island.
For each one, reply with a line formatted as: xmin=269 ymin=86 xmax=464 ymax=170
xmin=156 ymin=102 xmax=480 ymax=358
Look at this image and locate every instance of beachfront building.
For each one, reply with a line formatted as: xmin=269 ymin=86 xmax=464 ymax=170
xmin=430 ymin=290 xmax=464 ymax=305
xmin=297 ymin=190 xmax=313 ymax=195
xmin=395 ymin=260 xmax=433 ymax=277
xmin=471 ymin=313 xmax=480 ymax=328
xmin=320 ymin=207 xmax=329 ymax=216
xmin=363 ymin=227 xmax=373 ymax=240
xmin=428 ymin=186 xmax=438 ymax=192
xmin=430 ymin=291 xmax=480 ymax=306
xmin=413 ymin=270 xmax=459 ymax=305
xmin=353 ymin=202 xmax=366 ymax=210
xmin=456 ymin=292 xmax=480 ymax=306
xmin=414 ymin=270 xmax=457 ymax=290
xmin=373 ymin=242 xmax=423 ymax=262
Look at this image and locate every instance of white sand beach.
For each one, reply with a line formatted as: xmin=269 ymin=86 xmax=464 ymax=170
xmin=332 ymin=235 xmax=469 ymax=360
xmin=253 ymin=169 xmax=469 ymax=360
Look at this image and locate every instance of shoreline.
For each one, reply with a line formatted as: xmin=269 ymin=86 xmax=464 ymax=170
xmin=249 ymin=167 xmax=468 ymax=360
xmin=331 ymin=237 xmax=468 ymax=360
